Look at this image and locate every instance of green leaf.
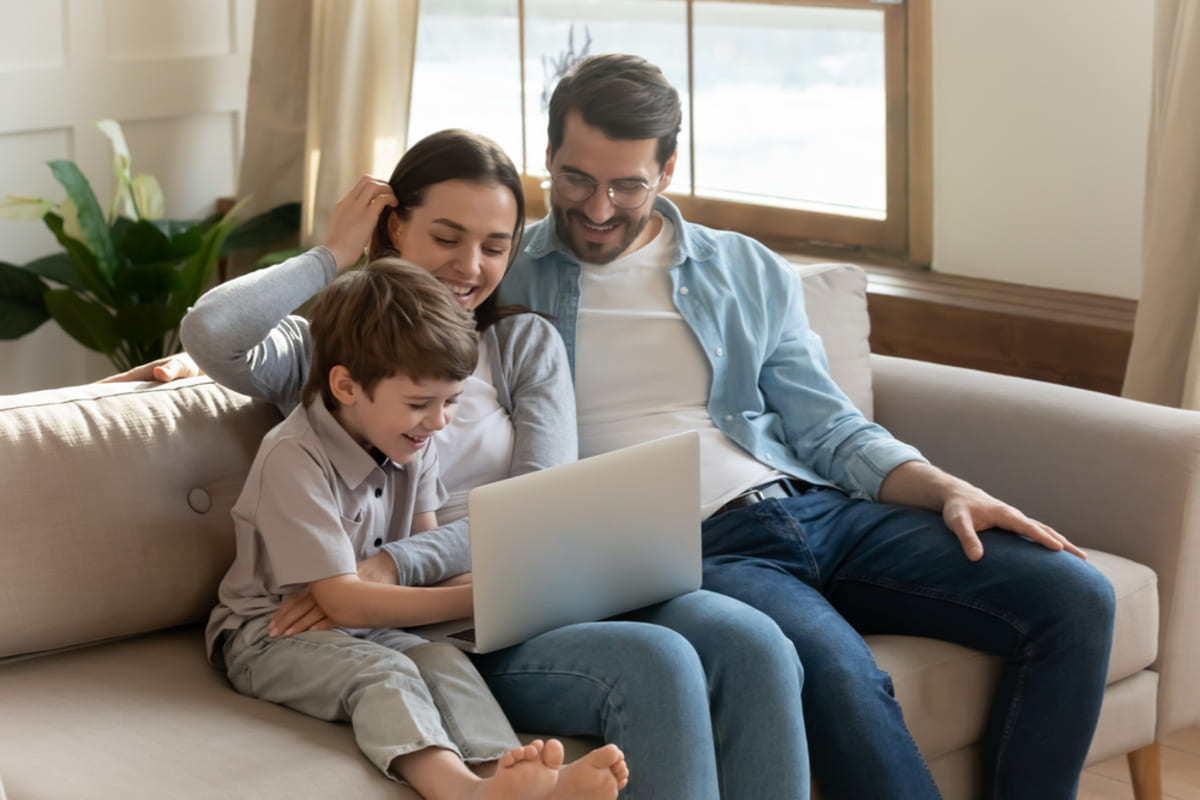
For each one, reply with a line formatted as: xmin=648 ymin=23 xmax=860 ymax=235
xmin=162 ymin=224 xmax=206 ymax=260
xmin=174 ymin=197 xmax=250 ymax=317
xmin=114 ymin=218 xmax=171 ymax=264
xmin=22 ymin=252 xmax=87 ymax=292
xmin=43 ymin=289 xmax=120 ymax=354
xmin=43 ymin=212 xmax=114 ymax=305
xmin=0 ymin=261 xmax=50 ymax=338
xmin=147 ymin=218 xmax=207 ymax=238
xmin=113 ymin=302 xmax=177 ymax=349
xmin=222 ymin=201 xmax=301 ymax=253
xmin=48 ymin=159 xmax=119 ymax=282
xmin=113 ymin=261 xmax=178 ymax=305
xmin=0 ymin=194 xmax=55 ymax=221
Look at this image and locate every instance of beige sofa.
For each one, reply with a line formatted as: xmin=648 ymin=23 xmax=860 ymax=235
xmin=0 ymin=263 xmax=1195 ymax=800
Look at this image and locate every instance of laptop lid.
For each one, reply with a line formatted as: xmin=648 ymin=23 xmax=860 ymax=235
xmin=427 ymin=431 xmax=701 ymax=654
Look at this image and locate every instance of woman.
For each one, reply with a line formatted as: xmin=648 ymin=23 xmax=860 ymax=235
xmin=174 ymin=129 xmax=810 ymax=800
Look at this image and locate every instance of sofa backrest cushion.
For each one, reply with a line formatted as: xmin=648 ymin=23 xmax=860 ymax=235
xmin=797 ymin=262 xmax=874 ymax=420
xmin=0 ymin=379 xmax=280 ymax=660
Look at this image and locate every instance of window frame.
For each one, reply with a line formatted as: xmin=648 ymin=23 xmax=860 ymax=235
xmin=516 ymin=0 xmax=931 ymax=264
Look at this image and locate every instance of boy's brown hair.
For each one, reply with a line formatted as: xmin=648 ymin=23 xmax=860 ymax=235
xmin=301 ymin=258 xmax=479 ymax=411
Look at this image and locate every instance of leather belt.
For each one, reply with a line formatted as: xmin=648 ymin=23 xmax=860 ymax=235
xmin=710 ymin=477 xmax=816 ymax=518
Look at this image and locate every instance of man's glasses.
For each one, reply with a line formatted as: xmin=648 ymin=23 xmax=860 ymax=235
xmin=551 ymin=172 xmax=661 ymax=210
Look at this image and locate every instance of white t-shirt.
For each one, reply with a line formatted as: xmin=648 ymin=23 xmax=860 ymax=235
xmin=434 ymin=343 xmax=515 ymax=523
xmin=574 ymin=216 xmax=780 ymax=517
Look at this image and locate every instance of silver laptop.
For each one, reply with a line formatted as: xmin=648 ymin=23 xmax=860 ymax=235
xmin=411 ymin=431 xmax=702 ymax=654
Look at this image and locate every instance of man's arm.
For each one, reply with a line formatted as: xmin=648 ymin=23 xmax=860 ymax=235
xmin=878 ymin=460 xmax=1086 ymax=561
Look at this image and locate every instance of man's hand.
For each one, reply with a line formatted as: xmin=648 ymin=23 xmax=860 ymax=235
xmin=96 ymin=353 xmax=202 ymax=384
xmin=879 ymin=461 xmax=1086 ymax=562
xmin=269 ymin=588 xmax=334 ymax=638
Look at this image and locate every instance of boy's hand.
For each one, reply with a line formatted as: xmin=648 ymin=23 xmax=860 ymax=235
xmin=269 ymin=588 xmax=333 ymax=637
xmin=324 ymin=175 xmax=398 ymax=271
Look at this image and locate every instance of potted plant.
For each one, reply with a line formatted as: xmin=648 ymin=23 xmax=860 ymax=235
xmin=0 ymin=120 xmax=298 ymax=372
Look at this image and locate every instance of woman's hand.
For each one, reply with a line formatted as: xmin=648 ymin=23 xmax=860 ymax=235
xmin=95 ymin=353 xmax=202 ymax=384
xmin=324 ymin=175 xmax=398 ymax=271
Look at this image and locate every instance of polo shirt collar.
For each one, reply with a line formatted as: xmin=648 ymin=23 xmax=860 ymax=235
xmin=304 ymin=398 xmax=393 ymax=490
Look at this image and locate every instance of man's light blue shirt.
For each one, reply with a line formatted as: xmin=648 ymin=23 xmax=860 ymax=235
xmin=498 ymin=196 xmax=926 ymax=501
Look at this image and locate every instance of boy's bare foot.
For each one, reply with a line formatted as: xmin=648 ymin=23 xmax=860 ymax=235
xmin=543 ymin=739 xmax=629 ymax=798
xmin=473 ymin=739 xmax=627 ymax=800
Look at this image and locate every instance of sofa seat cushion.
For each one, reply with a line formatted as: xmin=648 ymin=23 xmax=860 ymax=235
xmin=869 ymin=548 xmax=1158 ymax=762
xmin=0 ymin=627 xmax=594 ymax=800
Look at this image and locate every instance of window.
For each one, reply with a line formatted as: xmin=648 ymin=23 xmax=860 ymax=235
xmin=408 ymin=0 xmax=930 ymax=264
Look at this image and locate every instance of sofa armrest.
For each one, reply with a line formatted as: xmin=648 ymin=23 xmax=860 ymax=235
xmin=871 ymin=354 xmax=1200 ymax=737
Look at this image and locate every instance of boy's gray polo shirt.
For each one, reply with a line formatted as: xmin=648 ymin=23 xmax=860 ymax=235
xmin=205 ymin=398 xmax=446 ymax=663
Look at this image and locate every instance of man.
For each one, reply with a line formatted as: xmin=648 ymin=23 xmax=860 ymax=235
xmin=498 ymin=53 xmax=1115 ymax=800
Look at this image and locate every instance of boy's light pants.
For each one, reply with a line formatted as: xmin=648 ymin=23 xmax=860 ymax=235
xmin=223 ymin=615 xmax=520 ymax=778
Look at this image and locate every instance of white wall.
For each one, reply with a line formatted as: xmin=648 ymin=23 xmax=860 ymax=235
xmin=932 ymin=0 xmax=1153 ymax=299
xmin=0 ymin=0 xmax=255 ymax=395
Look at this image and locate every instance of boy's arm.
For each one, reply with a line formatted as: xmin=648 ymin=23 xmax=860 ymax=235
xmin=410 ymin=510 xmax=438 ymax=535
xmin=308 ymin=573 xmax=473 ymax=630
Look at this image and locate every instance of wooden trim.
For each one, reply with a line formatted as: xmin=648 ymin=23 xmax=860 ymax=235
xmin=881 ymin=2 xmax=908 ymax=253
xmin=521 ymin=174 xmax=548 ymax=220
xmin=906 ymin=0 xmax=933 ymax=266
xmin=522 ymin=0 xmax=928 ymax=262
xmin=861 ymin=266 xmax=1136 ymax=394
xmin=662 ymin=0 xmax=912 ymax=255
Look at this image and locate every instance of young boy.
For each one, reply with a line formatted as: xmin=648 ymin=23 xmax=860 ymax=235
xmin=205 ymin=259 xmax=627 ymax=800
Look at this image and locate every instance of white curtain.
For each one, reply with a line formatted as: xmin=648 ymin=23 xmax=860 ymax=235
xmin=1122 ymin=0 xmax=1200 ymax=408
xmin=237 ymin=0 xmax=420 ymax=245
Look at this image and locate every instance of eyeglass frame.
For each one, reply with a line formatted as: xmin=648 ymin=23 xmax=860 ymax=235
xmin=549 ymin=169 xmax=664 ymax=210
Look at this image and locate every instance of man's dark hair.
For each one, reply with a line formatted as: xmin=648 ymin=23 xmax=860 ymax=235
xmin=547 ymin=53 xmax=682 ymax=169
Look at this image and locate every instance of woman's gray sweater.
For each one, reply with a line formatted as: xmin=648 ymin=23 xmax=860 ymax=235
xmin=180 ymin=246 xmax=577 ymax=585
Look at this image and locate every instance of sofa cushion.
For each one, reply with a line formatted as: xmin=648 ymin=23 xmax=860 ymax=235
xmin=797 ymin=262 xmax=874 ymax=420
xmin=869 ymin=548 xmax=1158 ymax=762
xmin=0 ymin=379 xmax=281 ymax=659
xmin=0 ymin=626 xmax=600 ymax=800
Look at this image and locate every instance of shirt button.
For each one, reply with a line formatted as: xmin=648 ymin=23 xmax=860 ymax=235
xmin=724 ymin=414 xmax=733 ymax=422
xmin=374 ymin=537 xmax=383 ymax=547
xmin=765 ymin=454 xmax=774 ymax=462
xmin=679 ymin=286 xmax=689 ymax=295
xmin=715 ymin=347 xmax=724 ymax=357
xmin=374 ymin=488 xmax=383 ymax=498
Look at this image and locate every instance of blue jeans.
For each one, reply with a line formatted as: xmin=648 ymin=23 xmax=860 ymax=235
xmin=471 ymin=589 xmax=809 ymax=800
xmin=701 ymin=488 xmax=1116 ymax=800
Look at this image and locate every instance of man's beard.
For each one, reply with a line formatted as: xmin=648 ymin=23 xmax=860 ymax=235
xmin=552 ymin=204 xmax=652 ymax=265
